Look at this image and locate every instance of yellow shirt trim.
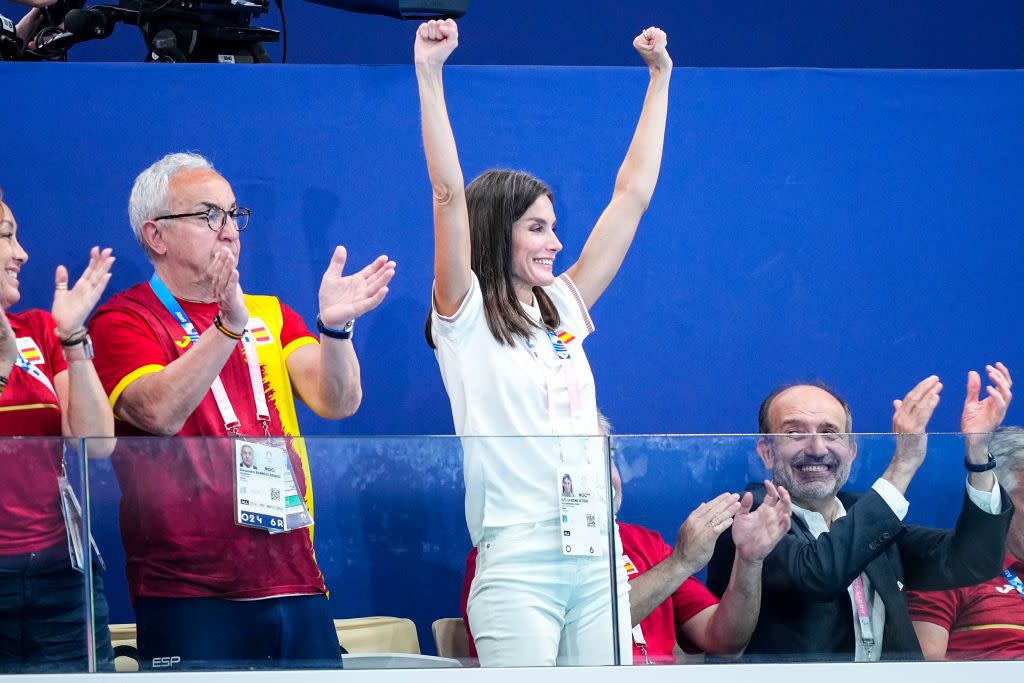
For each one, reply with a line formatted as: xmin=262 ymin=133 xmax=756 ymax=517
xmin=953 ymin=623 xmax=1024 ymax=633
xmin=282 ymin=336 xmax=318 ymax=363
xmin=109 ymin=364 xmax=165 ymax=412
xmin=0 ymin=403 xmax=59 ymax=413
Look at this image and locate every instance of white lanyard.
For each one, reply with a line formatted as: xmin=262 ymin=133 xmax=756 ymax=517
xmin=851 ymin=575 xmax=876 ymax=645
xmin=149 ymin=274 xmax=267 ymax=435
xmin=631 ymin=624 xmax=651 ymax=664
xmin=14 ymin=354 xmax=56 ymax=398
xmin=525 ymin=329 xmax=582 ymax=418
xmin=1003 ymin=568 xmax=1024 ymax=601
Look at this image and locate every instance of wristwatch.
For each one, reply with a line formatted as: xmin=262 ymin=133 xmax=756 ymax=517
xmin=317 ymin=316 xmax=355 ymax=340
xmin=61 ymin=334 xmax=95 ymax=362
xmin=964 ymin=452 xmax=997 ymax=472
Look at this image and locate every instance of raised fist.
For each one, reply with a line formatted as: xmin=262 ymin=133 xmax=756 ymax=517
xmin=633 ymin=26 xmax=672 ymax=72
xmin=414 ymin=18 xmax=459 ymax=66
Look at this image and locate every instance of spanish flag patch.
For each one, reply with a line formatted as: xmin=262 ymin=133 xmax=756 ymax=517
xmin=16 ymin=337 xmax=44 ymax=365
xmin=246 ymin=318 xmax=274 ymax=345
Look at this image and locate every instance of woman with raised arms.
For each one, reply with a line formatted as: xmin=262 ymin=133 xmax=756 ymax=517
xmin=415 ymin=19 xmax=671 ymax=666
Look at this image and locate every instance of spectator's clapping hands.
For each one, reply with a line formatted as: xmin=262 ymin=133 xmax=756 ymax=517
xmin=208 ymin=248 xmax=248 ymax=334
xmin=671 ymin=492 xmax=741 ymax=575
xmin=317 ymin=246 xmax=395 ymax=328
xmin=890 ymin=375 xmax=943 ymax=467
xmin=962 ymin=362 xmax=1012 ymax=435
xmin=732 ymin=481 xmax=792 ymax=563
xmin=51 ymin=246 xmax=115 ymax=338
xmin=962 ymin=362 xmax=1012 ymax=462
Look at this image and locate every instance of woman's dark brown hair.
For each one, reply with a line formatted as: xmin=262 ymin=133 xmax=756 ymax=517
xmin=426 ymin=169 xmax=561 ymax=348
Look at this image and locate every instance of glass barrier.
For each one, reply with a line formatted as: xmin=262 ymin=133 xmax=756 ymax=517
xmin=611 ymin=432 xmax=1018 ymax=665
xmin=0 ymin=437 xmax=110 ymax=675
xmin=82 ymin=435 xmax=620 ymax=672
xmin=3 ymin=432 xmax=1005 ymax=674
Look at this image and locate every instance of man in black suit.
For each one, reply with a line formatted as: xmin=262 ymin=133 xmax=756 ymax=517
xmin=708 ymin=364 xmax=1015 ymax=661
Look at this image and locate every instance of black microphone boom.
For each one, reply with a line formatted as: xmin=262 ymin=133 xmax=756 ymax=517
xmin=64 ymin=6 xmax=118 ymax=39
xmin=303 ymin=0 xmax=469 ymax=20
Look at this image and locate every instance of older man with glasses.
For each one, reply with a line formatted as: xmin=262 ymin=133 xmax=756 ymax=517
xmin=90 ymin=152 xmax=395 ymax=671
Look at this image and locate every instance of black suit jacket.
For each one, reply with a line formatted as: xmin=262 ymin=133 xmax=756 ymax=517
xmin=707 ymin=483 xmax=1013 ymax=662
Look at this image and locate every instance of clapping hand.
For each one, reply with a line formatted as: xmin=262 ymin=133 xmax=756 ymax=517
xmin=317 ymin=246 xmax=396 ymax=329
xmin=51 ymin=246 xmax=115 ymax=339
xmin=209 ymin=248 xmax=248 ymax=334
xmin=671 ymin=492 xmax=742 ymax=575
xmin=890 ymin=375 xmax=943 ymax=467
xmin=732 ymin=481 xmax=792 ymax=563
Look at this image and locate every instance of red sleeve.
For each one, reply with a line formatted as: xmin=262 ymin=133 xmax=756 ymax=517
xmin=278 ymin=301 xmax=316 ymax=350
xmin=89 ymin=306 xmax=169 ymax=398
xmin=906 ymin=588 xmax=960 ymax=630
xmin=461 ymin=547 xmax=478 ymax=658
xmin=672 ymin=578 xmax=719 ymax=633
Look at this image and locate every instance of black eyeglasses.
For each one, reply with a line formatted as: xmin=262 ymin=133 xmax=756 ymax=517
xmin=154 ymin=206 xmax=252 ymax=232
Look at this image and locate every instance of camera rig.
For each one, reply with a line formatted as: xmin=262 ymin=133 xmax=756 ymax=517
xmin=1 ymin=0 xmax=467 ymax=62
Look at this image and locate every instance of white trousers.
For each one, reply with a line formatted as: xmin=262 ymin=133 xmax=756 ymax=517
xmin=467 ymin=520 xmax=632 ymax=667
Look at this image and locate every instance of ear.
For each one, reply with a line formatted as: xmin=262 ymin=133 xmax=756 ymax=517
xmin=141 ymin=220 xmax=168 ymax=256
xmin=848 ymin=438 xmax=858 ymax=464
xmin=756 ymin=437 xmax=774 ymax=470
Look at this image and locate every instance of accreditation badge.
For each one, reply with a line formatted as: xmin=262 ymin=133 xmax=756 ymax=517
xmin=234 ymin=439 xmax=288 ymax=533
xmin=279 ymin=453 xmax=314 ymax=532
xmin=557 ymin=465 xmax=607 ymax=557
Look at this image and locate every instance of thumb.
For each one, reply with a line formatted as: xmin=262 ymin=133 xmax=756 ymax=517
xmin=893 ymin=399 xmax=902 ymax=411
xmin=54 ymin=265 xmax=69 ymax=290
xmin=965 ymin=371 xmax=981 ymax=404
xmin=325 ymin=246 xmax=348 ymax=279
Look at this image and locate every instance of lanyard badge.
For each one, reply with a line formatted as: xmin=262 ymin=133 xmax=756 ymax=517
xmin=149 ymin=274 xmax=313 ymax=534
xmin=1003 ymin=568 xmax=1024 ymax=601
xmin=557 ymin=465 xmax=606 ymax=556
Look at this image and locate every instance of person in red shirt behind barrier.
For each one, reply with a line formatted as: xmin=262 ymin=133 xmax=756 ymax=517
xmin=909 ymin=425 xmax=1024 ymax=660
xmin=461 ymin=415 xmax=793 ymax=664
xmin=90 ymin=153 xmax=395 ymax=671
xmin=0 ymin=186 xmax=116 ymax=673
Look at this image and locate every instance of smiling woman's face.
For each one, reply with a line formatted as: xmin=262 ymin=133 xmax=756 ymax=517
xmin=0 ymin=202 xmax=28 ymax=310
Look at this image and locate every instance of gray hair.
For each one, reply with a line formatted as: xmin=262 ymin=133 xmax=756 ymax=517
xmin=990 ymin=426 xmax=1024 ymax=494
xmin=128 ymin=153 xmax=216 ymax=257
xmin=596 ymin=410 xmax=613 ymax=437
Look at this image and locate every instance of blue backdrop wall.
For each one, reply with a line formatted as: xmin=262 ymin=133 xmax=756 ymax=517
xmin=4 ymin=63 xmax=1023 ymax=650
xmin=2 ymin=0 xmax=1024 ymax=67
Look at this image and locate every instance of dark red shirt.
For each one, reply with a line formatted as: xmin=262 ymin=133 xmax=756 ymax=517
xmin=0 ymin=309 xmax=68 ymax=555
xmin=91 ymin=283 xmax=325 ymax=600
xmin=908 ymin=555 xmax=1024 ymax=660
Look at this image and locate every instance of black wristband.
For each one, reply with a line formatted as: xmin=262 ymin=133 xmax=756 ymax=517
xmin=58 ymin=329 xmax=89 ymax=347
xmin=316 ymin=315 xmax=354 ymax=340
xmin=213 ymin=314 xmax=245 ymax=341
xmin=964 ymin=452 xmax=997 ymax=473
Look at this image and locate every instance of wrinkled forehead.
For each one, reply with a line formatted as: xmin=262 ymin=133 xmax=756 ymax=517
xmin=768 ymin=385 xmax=848 ymax=431
xmin=166 ymin=169 xmax=235 ymax=209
